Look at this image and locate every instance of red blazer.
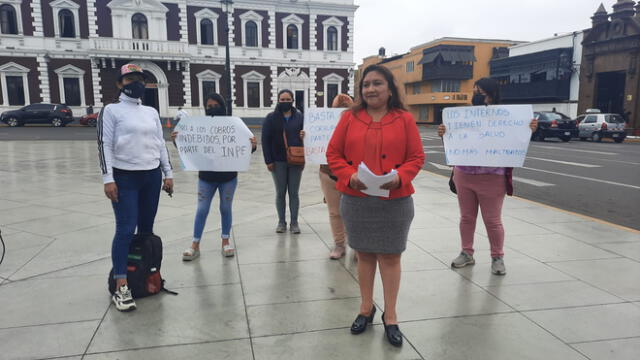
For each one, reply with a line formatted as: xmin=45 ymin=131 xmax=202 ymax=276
xmin=326 ymin=109 xmax=425 ymax=199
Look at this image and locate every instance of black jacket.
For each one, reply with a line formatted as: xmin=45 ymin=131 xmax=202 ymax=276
xmin=261 ymin=108 xmax=304 ymax=164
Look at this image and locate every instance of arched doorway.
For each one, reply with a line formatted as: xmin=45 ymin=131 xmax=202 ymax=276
xmin=278 ymin=68 xmax=310 ymax=112
xmin=143 ymin=70 xmax=159 ymax=112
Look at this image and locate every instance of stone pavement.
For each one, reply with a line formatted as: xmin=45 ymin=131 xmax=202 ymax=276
xmin=0 ymin=140 xmax=639 ymax=360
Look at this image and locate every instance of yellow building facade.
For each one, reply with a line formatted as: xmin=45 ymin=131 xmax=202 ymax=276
xmin=357 ymin=38 xmax=522 ymax=123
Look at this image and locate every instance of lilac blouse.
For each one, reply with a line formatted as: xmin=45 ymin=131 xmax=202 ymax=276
xmin=455 ymin=166 xmax=506 ymax=175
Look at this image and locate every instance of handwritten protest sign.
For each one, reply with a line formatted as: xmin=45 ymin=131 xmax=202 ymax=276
xmin=442 ymin=105 xmax=533 ymax=167
xmin=175 ymin=116 xmax=254 ymax=171
xmin=303 ymin=108 xmax=346 ymax=165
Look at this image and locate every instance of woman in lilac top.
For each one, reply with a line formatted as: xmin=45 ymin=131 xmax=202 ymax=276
xmin=438 ymin=78 xmax=537 ymax=276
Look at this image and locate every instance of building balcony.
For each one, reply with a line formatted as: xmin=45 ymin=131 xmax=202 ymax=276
xmin=405 ymin=92 xmax=471 ymax=106
xmin=92 ymin=38 xmax=188 ymax=57
xmin=422 ymin=63 xmax=473 ymax=81
xmin=500 ymin=79 xmax=571 ymax=101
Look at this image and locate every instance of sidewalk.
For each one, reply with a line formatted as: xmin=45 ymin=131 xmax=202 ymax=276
xmin=0 ymin=140 xmax=639 ymax=360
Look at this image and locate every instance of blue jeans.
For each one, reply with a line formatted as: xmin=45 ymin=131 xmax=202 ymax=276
xmin=271 ymin=161 xmax=303 ymax=225
xmin=193 ymin=177 xmax=238 ymax=242
xmin=111 ymin=167 xmax=162 ymax=279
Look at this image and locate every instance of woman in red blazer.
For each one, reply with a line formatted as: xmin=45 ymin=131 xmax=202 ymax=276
xmin=327 ymin=65 xmax=425 ymax=347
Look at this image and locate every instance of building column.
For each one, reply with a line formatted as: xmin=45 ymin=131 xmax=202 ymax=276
xmin=347 ymin=16 xmax=354 ymax=53
xmin=227 ymin=5 xmax=235 ymax=47
xmin=91 ymin=58 xmax=103 ymax=107
xmin=178 ymin=0 xmax=189 ymax=44
xmin=270 ymin=65 xmax=278 ymax=105
xmin=87 ymin=0 xmax=98 ymax=38
xmin=30 ymin=0 xmax=44 ymax=37
xmin=309 ymin=14 xmax=317 ymax=51
xmin=182 ymin=61 xmax=192 ymax=108
xmin=348 ymin=67 xmax=355 ymax=98
xmin=268 ymin=10 xmax=276 ymax=49
xmin=309 ymin=66 xmax=317 ymax=108
xmin=36 ymin=56 xmax=50 ymax=103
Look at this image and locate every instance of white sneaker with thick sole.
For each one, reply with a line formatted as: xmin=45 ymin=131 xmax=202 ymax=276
xmin=112 ymin=285 xmax=136 ymax=312
xmin=451 ymin=251 xmax=475 ymax=268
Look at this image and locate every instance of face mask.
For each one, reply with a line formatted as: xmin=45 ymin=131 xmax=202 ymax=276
xmin=205 ymin=106 xmax=226 ymax=117
xmin=277 ymin=102 xmax=293 ymax=113
xmin=472 ymin=93 xmax=487 ymax=106
xmin=122 ymin=82 xmax=146 ymax=99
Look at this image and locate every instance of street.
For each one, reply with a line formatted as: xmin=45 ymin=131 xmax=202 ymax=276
xmin=1 ymin=125 xmax=639 ymax=230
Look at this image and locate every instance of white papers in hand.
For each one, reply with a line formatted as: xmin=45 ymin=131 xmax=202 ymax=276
xmin=357 ymin=162 xmax=397 ymax=198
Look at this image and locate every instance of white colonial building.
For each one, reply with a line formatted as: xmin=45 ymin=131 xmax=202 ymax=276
xmin=0 ymin=0 xmax=357 ymax=118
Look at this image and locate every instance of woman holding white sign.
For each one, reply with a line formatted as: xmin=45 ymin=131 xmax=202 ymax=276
xmin=438 ymin=78 xmax=537 ymax=276
xmin=300 ymin=94 xmax=353 ymax=259
xmin=327 ymin=65 xmax=425 ymax=347
xmin=171 ymin=93 xmax=257 ymax=260
xmin=262 ymin=89 xmax=305 ymax=234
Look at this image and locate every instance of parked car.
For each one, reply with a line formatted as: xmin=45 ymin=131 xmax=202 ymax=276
xmin=0 ymin=103 xmax=73 ymax=127
xmin=80 ymin=113 xmax=98 ymax=127
xmin=531 ymin=111 xmax=578 ymax=142
xmin=578 ymin=113 xmax=626 ymax=143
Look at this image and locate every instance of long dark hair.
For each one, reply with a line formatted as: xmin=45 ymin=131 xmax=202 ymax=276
xmin=204 ymin=92 xmax=227 ymax=114
xmin=353 ymin=65 xmax=406 ymax=114
xmin=474 ymin=78 xmax=501 ymax=105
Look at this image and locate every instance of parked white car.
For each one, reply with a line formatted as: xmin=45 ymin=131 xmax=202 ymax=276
xmin=577 ymin=113 xmax=626 ymax=143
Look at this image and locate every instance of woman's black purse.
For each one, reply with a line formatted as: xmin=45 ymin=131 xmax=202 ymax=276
xmin=448 ymin=173 xmax=457 ymax=194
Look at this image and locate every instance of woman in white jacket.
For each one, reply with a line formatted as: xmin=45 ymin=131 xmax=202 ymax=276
xmin=98 ymin=64 xmax=174 ymax=312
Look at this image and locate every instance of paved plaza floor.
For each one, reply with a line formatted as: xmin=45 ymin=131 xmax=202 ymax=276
xmin=1 ymin=140 xmax=639 ymax=360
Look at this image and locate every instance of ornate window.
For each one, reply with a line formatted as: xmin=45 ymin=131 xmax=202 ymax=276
xmin=239 ymin=11 xmax=263 ymax=47
xmin=282 ymin=14 xmax=304 ymax=50
xmin=241 ymin=71 xmax=265 ymax=108
xmin=54 ymin=65 xmax=86 ymax=107
xmin=322 ymin=17 xmax=343 ymax=51
xmin=194 ymin=8 xmax=218 ymax=46
xmin=322 ymin=73 xmax=344 ymax=108
xmin=0 ymin=62 xmax=30 ymax=106
xmin=196 ymin=69 xmax=222 ymax=107
xmin=51 ymin=0 xmax=80 ymax=39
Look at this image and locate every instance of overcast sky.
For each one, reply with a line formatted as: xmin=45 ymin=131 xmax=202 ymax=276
xmin=353 ymin=0 xmax=610 ymax=62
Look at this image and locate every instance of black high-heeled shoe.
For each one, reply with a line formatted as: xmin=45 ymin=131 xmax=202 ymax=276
xmin=381 ymin=312 xmax=403 ymax=347
xmin=350 ymin=306 xmax=376 ymax=334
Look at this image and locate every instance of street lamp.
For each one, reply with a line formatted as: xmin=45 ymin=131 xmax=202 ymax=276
xmin=221 ymin=0 xmax=233 ymax=115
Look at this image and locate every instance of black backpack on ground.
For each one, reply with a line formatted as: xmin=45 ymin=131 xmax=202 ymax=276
xmin=108 ymin=233 xmax=177 ymax=298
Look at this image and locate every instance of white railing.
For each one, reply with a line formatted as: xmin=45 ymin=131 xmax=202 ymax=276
xmin=93 ymin=38 xmax=187 ymax=54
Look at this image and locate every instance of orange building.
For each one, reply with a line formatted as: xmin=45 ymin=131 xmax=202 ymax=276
xmin=357 ymin=38 xmax=523 ymax=123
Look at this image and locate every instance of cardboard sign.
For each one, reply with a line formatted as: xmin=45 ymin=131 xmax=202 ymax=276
xmin=175 ymin=116 xmax=254 ymax=171
xmin=442 ymin=105 xmax=533 ymax=167
xmin=303 ymin=108 xmax=346 ymax=165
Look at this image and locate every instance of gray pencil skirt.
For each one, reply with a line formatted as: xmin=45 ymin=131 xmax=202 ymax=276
xmin=340 ymin=194 xmax=414 ymax=254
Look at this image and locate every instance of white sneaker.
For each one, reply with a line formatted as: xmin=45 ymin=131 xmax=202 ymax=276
xmin=112 ymin=285 xmax=136 ymax=312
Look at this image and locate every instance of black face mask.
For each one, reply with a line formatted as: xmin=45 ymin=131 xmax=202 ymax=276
xmin=206 ymin=106 xmax=226 ymax=117
xmin=472 ymin=93 xmax=487 ymax=106
xmin=122 ymin=82 xmax=146 ymax=99
xmin=277 ymin=102 xmax=293 ymax=113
